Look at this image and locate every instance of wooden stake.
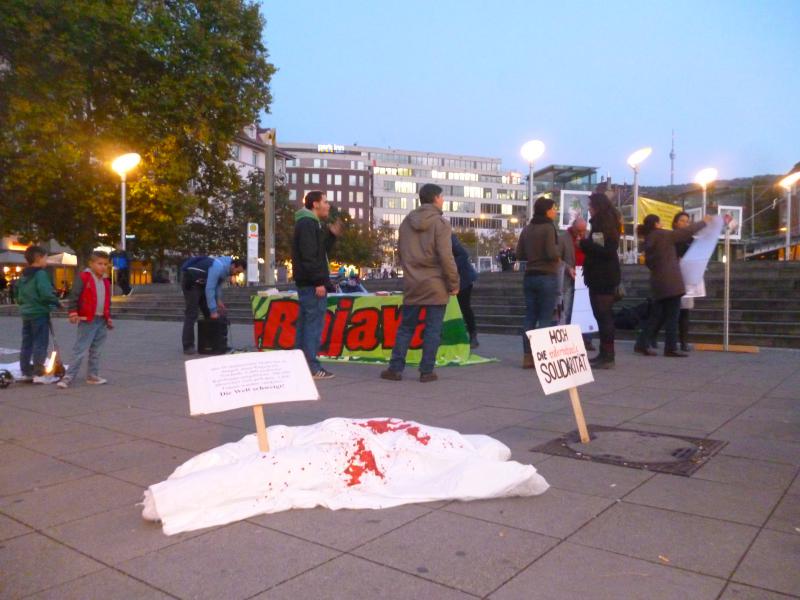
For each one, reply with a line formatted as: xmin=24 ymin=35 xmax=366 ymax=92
xmin=694 ymin=343 xmax=759 ymax=354
xmin=253 ymin=405 xmax=270 ymax=452
xmin=568 ymin=387 xmax=590 ymax=443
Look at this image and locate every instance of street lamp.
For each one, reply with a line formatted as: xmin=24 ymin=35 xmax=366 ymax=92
xmin=521 ymin=140 xmax=545 ymax=223
xmin=111 ymin=153 xmax=142 ymax=251
xmin=627 ymin=147 xmax=652 ymax=258
xmin=779 ymin=171 xmax=800 ymax=262
xmin=694 ymin=167 xmax=718 ymax=216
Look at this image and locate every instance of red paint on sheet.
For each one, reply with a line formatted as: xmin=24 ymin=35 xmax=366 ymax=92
xmin=343 ymin=438 xmax=384 ymax=486
xmin=358 ymin=419 xmax=430 ymax=445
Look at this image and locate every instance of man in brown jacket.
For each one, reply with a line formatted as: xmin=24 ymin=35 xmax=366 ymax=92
xmin=381 ymin=183 xmax=459 ymax=382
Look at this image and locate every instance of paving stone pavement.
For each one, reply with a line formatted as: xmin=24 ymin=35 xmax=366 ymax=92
xmin=0 ymin=316 xmax=798 ymax=599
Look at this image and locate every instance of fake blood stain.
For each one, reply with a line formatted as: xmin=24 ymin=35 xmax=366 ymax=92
xmin=358 ymin=419 xmax=431 ymax=445
xmin=344 ymin=438 xmax=384 ymax=487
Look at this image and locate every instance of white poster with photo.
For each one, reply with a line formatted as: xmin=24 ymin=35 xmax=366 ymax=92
xmin=717 ymin=205 xmax=743 ymax=240
xmin=559 ymin=190 xmax=592 ymax=230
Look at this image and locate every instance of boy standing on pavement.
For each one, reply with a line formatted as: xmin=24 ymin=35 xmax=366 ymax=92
xmin=15 ymin=245 xmax=61 ymax=383
xmin=57 ymin=251 xmax=113 ymax=388
xmin=291 ymin=191 xmax=342 ymax=379
xmin=380 ymin=183 xmax=459 ymax=383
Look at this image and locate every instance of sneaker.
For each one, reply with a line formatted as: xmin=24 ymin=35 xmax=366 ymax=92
xmin=312 ymin=369 xmax=335 ymax=380
xmin=469 ymin=334 xmax=479 ymax=349
xmin=86 ymin=375 xmax=108 ymax=385
xmin=380 ymin=369 xmax=402 ymax=381
xmin=56 ymin=376 xmax=72 ymax=389
xmin=183 ymin=348 xmax=197 ymax=356
xmin=419 ymin=372 xmax=438 ymax=383
xmin=32 ymin=375 xmax=50 ymax=384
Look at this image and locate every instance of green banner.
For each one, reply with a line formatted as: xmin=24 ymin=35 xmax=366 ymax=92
xmin=252 ymin=294 xmax=493 ymax=367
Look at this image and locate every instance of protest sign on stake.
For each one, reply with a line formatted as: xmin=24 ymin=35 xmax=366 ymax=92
xmin=527 ymin=325 xmax=594 ymax=443
xmin=185 ymin=350 xmax=318 ymax=452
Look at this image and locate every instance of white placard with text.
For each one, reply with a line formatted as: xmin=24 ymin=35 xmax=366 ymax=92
xmin=186 ymin=350 xmax=319 ymax=415
xmin=527 ymin=325 xmax=594 ymax=395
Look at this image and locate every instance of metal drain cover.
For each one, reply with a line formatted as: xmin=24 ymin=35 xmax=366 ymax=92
xmin=533 ymin=425 xmax=727 ymax=476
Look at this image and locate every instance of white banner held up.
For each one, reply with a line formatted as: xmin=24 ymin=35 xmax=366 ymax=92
xmin=527 ymin=324 xmax=594 ymax=443
xmin=680 ymin=215 xmax=723 ymax=288
xmin=246 ymin=222 xmax=259 ymax=283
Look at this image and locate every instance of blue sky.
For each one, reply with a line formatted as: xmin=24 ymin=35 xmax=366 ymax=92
xmin=260 ymin=0 xmax=799 ymax=186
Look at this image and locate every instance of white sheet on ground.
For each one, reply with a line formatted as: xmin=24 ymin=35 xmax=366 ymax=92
xmin=143 ymin=417 xmax=550 ymax=536
xmin=0 ymin=361 xmax=23 ymax=378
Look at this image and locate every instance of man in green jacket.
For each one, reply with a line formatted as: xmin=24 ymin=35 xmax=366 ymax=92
xmin=15 ymin=246 xmax=61 ymax=383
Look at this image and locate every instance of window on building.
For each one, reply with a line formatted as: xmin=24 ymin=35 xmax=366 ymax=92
xmin=336 ymin=190 xmax=342 ymax=201
xmin=311 ymin=173 xmax=320 ymax=184
xmin=289 ymin=190 xmax=297 ymax=201
xmin=290 ymin=173 xmax=297 ymax=184
xmin=400 ymin=197 xmax=407 ymax=209
xmin=326 ymin=174 xmax=332 ymax=185
xmin=334 ymin=174 xmax=342 ymax=185
xmin=252 ymin=151 xmax=259 ymax=166
xmin=358 ymin=161 xmax=365 ymax=170
xmin=395 ymin=181 xmax=416 ymax=194
xmin=501 ymin=203 xmax=513 ymax=215
xmin=348 ymin=207 xmax=356 ymax=219
xmin=348 ymin=175 xmax=356 ymax=186
xmin=348 ymin=191 xmax=354 ymax=202
xmin=231 ymin=144 xmax=240 ymax=160
xmin=303 ymin=173 xmax=310 ymax=184
xmin=314 ymin=159 xmax=321 ymax=168
xmin=356 ymin=191 xmax=364 ymax=203
xmin=358 ymin=175 xmax=364 ymax=186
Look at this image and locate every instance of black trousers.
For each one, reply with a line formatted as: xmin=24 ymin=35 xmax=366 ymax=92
xmin=182 ymin=283 xmax=210 ymax=350
xmin=589 ymin=291 xmax=616 ymax=355
xmin=117 ymin=268 xmax=131 ymax=295
xmin=652 ymin=307 xmax=690 ymax=347
xmin=457 ymin=284 xmax=476 ymax=336
xmin=639 ymin=295 xmax=682 ymax=352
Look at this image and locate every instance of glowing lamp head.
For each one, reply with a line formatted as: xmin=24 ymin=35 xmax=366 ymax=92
xmin=627 ymin=147 xmax=652 ymax=169
xmin=111 ymin=153 xmax=141 ymax=177
xmin=778 ymin=171 xmax=800 ymax=190
xmin=695 ymin=167 xmax=718 ymax=188
xmin=520 ymin=140 xmax=545 ymax=164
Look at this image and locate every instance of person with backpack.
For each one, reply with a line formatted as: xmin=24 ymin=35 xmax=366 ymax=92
xmin=451 ymin=233 xmax=479 ymax=348
xmin=180 ymin=255 xmax=246 ymax=355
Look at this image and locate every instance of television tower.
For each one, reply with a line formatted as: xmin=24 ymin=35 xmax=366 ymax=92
xmin=669 ymin=129 xmax=676 ymax=186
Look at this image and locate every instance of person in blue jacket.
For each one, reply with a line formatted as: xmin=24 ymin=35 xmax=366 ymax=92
xmin=180 ymin=255 xmax=246 ymax=354
xmin=451 ymin=234 xmax=479 ymax=348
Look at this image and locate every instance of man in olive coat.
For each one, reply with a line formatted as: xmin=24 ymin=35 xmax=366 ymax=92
xmin=380 ymin=183 xmax=459 ymax=382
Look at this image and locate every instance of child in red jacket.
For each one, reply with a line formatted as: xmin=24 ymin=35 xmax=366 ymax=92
xmin=57 ymin=251 xmax=114 ymax=388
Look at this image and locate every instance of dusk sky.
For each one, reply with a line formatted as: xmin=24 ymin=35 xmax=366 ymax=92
xmin=261 ymin=0 xmax=799 ymax=186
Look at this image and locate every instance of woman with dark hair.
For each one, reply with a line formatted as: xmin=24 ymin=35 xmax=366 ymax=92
xmin=579 ymin=192 xmax=622 ymax=368
xmin=516 ymin=196 xmax=561 ymax=368
xmin=650 ymin=211 xmax=694 ymax=350
xmin=635 ymin=213 xmax=710 ymax=357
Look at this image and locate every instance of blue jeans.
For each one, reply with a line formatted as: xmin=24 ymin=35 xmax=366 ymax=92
xmin=20 ymin=316 xmax=50 ymax=376
xmin=389 ymin=304 xmax=446 ymax=375
xmin=296 ymin=287 xmax=327 ymax=373
xmin=65 ymin=319 xmax=108 ymax=379
xmin=522 ymin=273 xmax=559 ymax=354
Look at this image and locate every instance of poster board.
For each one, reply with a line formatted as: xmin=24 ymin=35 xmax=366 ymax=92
xmin=685 ymin=207 xmax=703 ymax=223
xmin=559 ymin=190 xmax=592 ymax=230
xmin=526 ymin=325 xmax=594 ymax=395
xmin=681 ymin=215 xmax=723 ymax=288
xmin=637 ymin=197 xmax=683 ymax=229
xmin=571 ymin=267 xmax=598 ymax=334
xmin=186 ymin=350 xmax=318 ymax=415
xmin=717 ymin=206 xmax=743 ymax=240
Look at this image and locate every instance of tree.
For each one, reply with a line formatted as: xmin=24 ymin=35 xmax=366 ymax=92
xmin=328 ymin=208 xmax=380 ymax=267
xmin=0 ymin=0 xmax=275 ymax=264
xmin=375 ymin=221 xmax=398 ymax=266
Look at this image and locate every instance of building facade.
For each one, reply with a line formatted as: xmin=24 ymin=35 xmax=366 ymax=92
xmin=282 ymin=143 xmax=529 ymax=232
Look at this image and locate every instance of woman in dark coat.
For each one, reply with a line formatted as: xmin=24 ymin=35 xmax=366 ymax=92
xmin=579 ymin=193 xmax=622 ymax=368
xmin=451 ymin=233 xmax=479 ymax=348
xmin=635 ymin=213 xmax=710 ymax=357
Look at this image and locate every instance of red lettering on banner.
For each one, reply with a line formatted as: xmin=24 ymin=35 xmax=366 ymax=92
xmin=345 ymin=308 xmax=380 ymax=351
xmin=380 ymin=306 xmax=402 ymax=349
xmin=409 ymin=307 xmax=427 ymax=349
xmin=259 ymin=299 xmax=299 ymax=349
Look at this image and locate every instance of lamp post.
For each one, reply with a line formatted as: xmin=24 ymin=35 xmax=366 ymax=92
xmin=111 ymin=153 xmax=142 ymax=251
xmin=521 ymin=140 xmax=545 ymax=223
xmin=695 ymin=167 xmax=718 ymax=216
xmin=779 ymin=172 xmax=800 ymax=261
xmin=627 ymin=147 xmax=652 ymax=258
